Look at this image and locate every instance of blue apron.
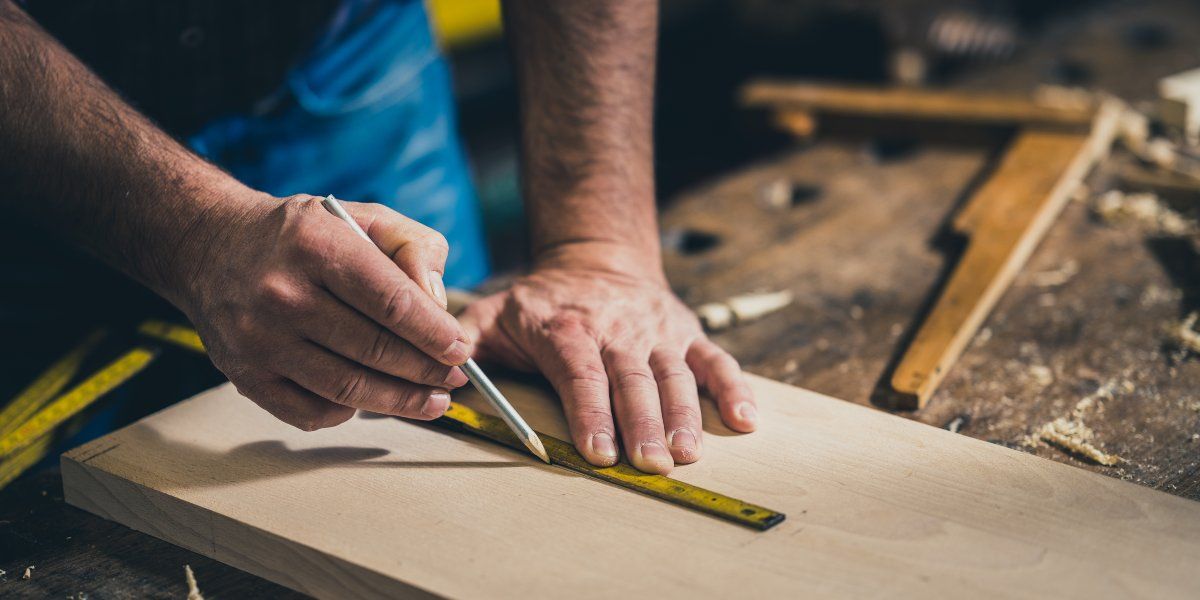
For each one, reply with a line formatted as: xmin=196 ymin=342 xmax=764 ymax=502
xmin=189 ymin=0 xmax=489 ymax=288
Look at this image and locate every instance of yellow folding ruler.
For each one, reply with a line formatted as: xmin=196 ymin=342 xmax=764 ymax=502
xmin=8 ymin=319 xmax=786 ymax=530
xmin=0 ymin=331 xmax=159 ymax=487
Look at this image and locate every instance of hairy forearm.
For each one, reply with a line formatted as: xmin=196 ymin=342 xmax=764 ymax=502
xmin=0 ymin=1 xmax=256 ymax=302
xmin=503 ymin=0 xmax=661 ymax=275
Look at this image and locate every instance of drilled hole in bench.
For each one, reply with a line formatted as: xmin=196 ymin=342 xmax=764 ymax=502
xmin=866 ymin=138 xmax=921 ymax=163
xmin=663 ymin=228 xmax=721 ymax=255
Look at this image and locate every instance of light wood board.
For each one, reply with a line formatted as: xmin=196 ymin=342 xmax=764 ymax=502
xmin=63 ymin=374 xmax=1200 ymax=599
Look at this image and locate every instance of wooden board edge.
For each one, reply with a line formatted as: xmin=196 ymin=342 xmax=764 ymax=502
xmin=60 ymin=454 xmax=439 ymax=600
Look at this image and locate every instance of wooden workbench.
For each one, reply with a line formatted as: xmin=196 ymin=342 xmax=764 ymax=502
xmin=3 ymin=0 xmax=1200 ymax=597
xmin=663 ymin=1 xmax=1200 ymax=499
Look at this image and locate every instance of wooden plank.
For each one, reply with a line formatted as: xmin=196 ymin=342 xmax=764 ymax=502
xmin=888 ymin=104 xmax=1122 ymax=409
xmin=63 ymin=375 xmax=1200 ymax=599
xmin=741 ymin=80 xmax=1096 ymax=128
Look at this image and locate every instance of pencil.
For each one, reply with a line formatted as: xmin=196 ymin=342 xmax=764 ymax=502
xmin=319 ymin=195 xmax=550 ymax=463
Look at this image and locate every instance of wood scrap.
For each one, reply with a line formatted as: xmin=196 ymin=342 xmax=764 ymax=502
xmin=741 ymin=80 xmax=1097 ymax=128
xmin=1158 ymin=67 xmax=1200 ymax=144
xmin=696 ymin=290 xmax=793 ymax=331
xmin=1093 ymin=189 xmax=1196 ymax=235
xmin=1118 ymin=163 xmax=1200 ymax=197
xmin=889 ymin=99 xmax=1122 ymax=409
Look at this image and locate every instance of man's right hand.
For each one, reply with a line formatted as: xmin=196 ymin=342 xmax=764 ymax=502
xmin=174 ymin=194 xmax=474 ymax=431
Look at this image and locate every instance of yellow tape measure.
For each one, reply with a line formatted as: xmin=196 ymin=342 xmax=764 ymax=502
xmin=138 ymin=319 xmax=206 ymax=353
xmin=12 ymin=320 xmax=785 ymax=530
xmin=0 ymin=330 xmax=106 ymax=438
xmin=435 ymin=402 xmax=786 ymax=531
xmin=0 ymin=347 xmax=158 ymax=459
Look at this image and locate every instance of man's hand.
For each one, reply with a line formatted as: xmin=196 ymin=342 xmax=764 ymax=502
xmin=460 ymin=244 xmax=756 ymax=475
xmin=176 ymin=195 xmax=474 ymax=431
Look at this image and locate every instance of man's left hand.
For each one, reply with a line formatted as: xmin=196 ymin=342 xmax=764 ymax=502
xmin=459 ymin=245 xmax=756 ymax=474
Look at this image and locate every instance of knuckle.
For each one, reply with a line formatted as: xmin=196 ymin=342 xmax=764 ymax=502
xmin=380 ymin=285 xmax=415 ymax=328
xmin=230 ymin=312 xmax=260 ymax=340
xmin=333 ymin=371 xmax=368 ymax=406
xmin=654 ymin=364 xmax=695 ymax=386
xmin=545 ymin=313 xmax=588 ymax=338
xmin=362 ymin=328 xmax=395 ymax=367
xmin=389 ymin=389 xmax=421 ymax=415
xmin=258 ymin=273 xmax=304 ymax=310
xmin=663 ymin=404 xmax=702 ymax=424
xmin=420 ymin=230 xmax=450 ymax=254
xmin=416 ymin=360 xmax=452 ymax=385
xmin=569 ymin=402 xmax=612 ymax=419
xmin=615 ymin=369 xmax=656 ymax=390
xmin=561 ymin=360 xmax=608 ymax=387
xmin=628 ymin=414 xmax=665 ymax=433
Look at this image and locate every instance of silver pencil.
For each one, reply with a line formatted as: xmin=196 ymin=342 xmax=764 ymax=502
xmin=320 ymin=195 xmax=550 ymax=463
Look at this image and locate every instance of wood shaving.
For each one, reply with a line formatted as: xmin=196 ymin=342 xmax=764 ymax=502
xmin=22 ymin=566 xmax=33 ymax=580
xmin=1169 ymin=312 xmax=1200 ymax=354
xmin=185 ymin=565 xmax=204 ymax=600
xmin=1023 ymin=382 xmax=1122 ymax=466
xmin=697 ymin=290 xmax=794 ymax=331
xmin=1093 ymin=189 xmax=1195 ymax=235
xmin=1027 ymin=259 xmax=1079 ymax=288
xmin=1028 ymin=365 xmax=1054 ymax=387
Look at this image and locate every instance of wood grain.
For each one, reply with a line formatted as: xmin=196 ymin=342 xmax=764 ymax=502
xmin=63 ymin=375 xmax=1200 ymax=599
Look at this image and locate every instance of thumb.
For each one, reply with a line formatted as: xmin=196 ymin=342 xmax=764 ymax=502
xmin=458 ymin=294 xmax=536 ymax=370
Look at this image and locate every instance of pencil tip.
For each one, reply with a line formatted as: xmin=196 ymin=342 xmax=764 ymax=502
xmin=528 ymin=434 xmax=550 ymax=464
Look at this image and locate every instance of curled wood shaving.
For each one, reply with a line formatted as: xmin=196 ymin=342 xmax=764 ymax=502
xmin=1027 ymin=260 xmax=1079 ymax=288
xmin=1023 ymin=382 xmax=1122 ymax=466
xmin=185 ymin=565 xmax=205 ymax=600
xmin=1169 ymin=312 xmax=1200 ymax=354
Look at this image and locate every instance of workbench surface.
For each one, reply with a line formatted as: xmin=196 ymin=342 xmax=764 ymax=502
xmin=3 ymin=0 xmax=1200 ymax=597
xmin=663 ymin=0 xmax=1200 ymax=500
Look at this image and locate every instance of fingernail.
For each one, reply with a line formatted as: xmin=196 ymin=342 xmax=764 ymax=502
xmin=669 ymin=428 xmax=698 ymax=458
xmin=637 ymin=441 xmax=673 ymax=472
xmin=591 ymin=432 xmax=618 ymax=460
xmin=441 ymin=339 xmax=471 ymax=365
xmin=737 ymin=403 xmax=758 ymax=424
xmin=429 ymin=271 xmax=447 ymax=309
xmin=421 ymin=390 xmax=451 ymax=418
xmin=444 ymin=367 xmax=468 ymax=388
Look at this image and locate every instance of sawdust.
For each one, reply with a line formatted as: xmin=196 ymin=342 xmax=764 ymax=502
xmin=1093 ymin=189 xmax=1195 ymax=235
xmin=1023 ymin=382 xmax=1122 ymax=466
xmin=1168 ymin=312 xmax=1200 ymax=354
xmin=185 ymin=565 xmax=204 ymax=600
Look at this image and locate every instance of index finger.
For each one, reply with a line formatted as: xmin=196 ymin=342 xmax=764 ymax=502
xmin=307 ymin=217 xmax=472 ymax=366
